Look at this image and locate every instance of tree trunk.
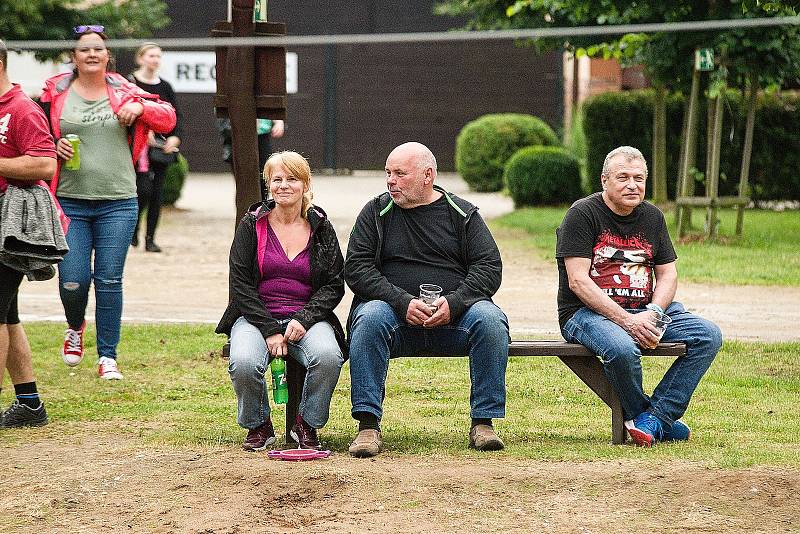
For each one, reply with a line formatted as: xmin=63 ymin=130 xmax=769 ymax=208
xmin=651 ymin=84 xmax=668 ymax=204
xmin=706 ymin=91 xmax=725 ymax=239
xmin=677 ymin=68 xmax=701 ymax=237
xmin=736 ymin=71 xmax=758 ymax=236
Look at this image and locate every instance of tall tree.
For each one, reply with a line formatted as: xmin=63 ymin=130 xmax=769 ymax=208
xmin=437 ymin=0 xmax=800 ymax=214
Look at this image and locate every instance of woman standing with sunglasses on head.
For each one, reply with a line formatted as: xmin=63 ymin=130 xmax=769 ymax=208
xmin=39 ymin=26 xmax=176 ymax=380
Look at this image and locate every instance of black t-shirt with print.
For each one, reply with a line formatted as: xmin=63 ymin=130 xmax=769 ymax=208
xmin=555 ymin=193 xmax=677 ymax=329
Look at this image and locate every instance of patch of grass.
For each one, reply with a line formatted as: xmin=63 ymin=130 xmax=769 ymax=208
xmin=2 ymin=324 xmax=798 ymax=467
xmin=493 ymin=207 xmax=800 ymax=286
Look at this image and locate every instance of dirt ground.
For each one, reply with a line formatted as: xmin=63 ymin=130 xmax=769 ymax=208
xmin=3 ymin=428 xmax=799 ymax=533
xmin=6 ymin=172 xmax=800 ymax=533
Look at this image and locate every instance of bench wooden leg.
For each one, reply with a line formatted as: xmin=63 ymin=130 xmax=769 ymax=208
xmin=558 ymin=355 xmax=626 ymax=445
xmin=285 ymin=357 xmax=306 ymax=444
xmin=611 ymin=397 xmax=626 ymax=445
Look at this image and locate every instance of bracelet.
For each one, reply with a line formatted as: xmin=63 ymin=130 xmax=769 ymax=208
xmin=645 ymin=303 xmax=665 ymax=315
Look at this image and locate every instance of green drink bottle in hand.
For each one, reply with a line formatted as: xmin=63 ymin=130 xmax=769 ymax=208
xmin=64 ymin=134 xmax=81 ymax=170
xmin=270 ymin=357 xmax=288 ymax=404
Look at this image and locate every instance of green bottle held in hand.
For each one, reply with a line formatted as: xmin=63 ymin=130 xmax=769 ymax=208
xmin=270 ymin=357 xmax=288 ymax=404
xmin=64 ymin=134 xmax=81 ymax=170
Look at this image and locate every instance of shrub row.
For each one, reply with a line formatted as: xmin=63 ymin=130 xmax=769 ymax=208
xmin=455 ymin=113 xmax=560 ymax=192
xmin=582 ymin=89 xmax=800 ymax=201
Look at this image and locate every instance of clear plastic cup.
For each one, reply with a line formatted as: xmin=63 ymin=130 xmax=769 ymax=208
xmin=652 ymin=313 xmax=673 ymax=341
xmin=419 ymin=284 xmax=442 ymax=311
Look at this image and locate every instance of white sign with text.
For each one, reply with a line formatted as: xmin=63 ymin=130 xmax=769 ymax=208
xmin=159 ymin=51 xmax=298 ymax=94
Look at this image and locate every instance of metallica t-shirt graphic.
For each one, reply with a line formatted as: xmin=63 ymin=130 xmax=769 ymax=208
xmin=590 ymin=230 xmax=653 ymax=308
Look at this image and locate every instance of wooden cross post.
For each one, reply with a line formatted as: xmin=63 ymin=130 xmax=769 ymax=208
xmin=214 ymin=0 xmax=287 ymax=224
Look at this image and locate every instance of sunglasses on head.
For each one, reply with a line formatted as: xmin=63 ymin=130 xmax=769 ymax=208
xmin=73 ymin=25 xmax=105 ymax=35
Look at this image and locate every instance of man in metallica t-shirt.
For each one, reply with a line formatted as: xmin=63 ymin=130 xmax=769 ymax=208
xmin=556 ymin=146 xmax=722 ymax=447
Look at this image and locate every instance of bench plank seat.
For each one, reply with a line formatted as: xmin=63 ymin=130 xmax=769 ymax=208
xmin=223 ymin=340 xmax=687 ymax=445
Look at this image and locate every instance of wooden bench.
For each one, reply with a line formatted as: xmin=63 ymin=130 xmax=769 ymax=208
xmin=222 ymin=340 xmax=687 ymax=445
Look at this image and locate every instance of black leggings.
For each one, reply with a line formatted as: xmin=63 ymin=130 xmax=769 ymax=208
xmin=135 ymin=161 xmax=168 ymax=240
xmin=0 ymin=263 xmax=23 ymax=325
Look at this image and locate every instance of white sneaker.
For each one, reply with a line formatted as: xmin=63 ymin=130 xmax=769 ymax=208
xmin=98 ymin=357 xmax=123 ymax=380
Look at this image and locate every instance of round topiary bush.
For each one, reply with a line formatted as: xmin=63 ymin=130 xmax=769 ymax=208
xmin=504 ymin=146 xmax=583 ymax=207
xmin=162 ymin=154 xmax=189 ymax=205
xmin=455 ymin=113 xmax=560 ymax=192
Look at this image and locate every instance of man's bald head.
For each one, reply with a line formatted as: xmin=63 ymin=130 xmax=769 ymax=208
xmin=385 ymin=142 xmax=440 ymax=208
xmin=388 ymin=142 xmax=437 ymax=177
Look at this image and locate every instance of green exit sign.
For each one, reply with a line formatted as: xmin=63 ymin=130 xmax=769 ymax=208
xmin=695 ymin=48 xmax=714 ymax=71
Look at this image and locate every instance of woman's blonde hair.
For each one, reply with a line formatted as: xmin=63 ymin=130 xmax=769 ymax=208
xmin=135 ymin=42 xmax=161 ymax=59
xmin=263 ymin=151 xmax=314 ymax=218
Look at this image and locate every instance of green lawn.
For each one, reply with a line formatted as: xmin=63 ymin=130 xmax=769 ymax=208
xmin=2 ymin=323 xmax=798 ymax=468
xmin=493 ymin=206 xmax=800 ymax=286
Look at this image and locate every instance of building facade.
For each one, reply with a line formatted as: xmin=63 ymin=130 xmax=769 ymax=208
xmin=146 ymin=0 xmax=564 ymax=172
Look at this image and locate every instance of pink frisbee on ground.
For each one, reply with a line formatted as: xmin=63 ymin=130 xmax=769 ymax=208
xmin=267 ymin=449 xmax=331 ymax=461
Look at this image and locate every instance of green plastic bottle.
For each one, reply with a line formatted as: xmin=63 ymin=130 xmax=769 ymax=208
xmin=64 ymin=134 xmax=81 ymax=170
xmin=270 ymin=357 xmax=288 ymax=404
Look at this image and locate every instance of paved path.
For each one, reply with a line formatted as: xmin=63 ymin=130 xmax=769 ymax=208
xmin=19 ymin=172 xmax=800 ymax=342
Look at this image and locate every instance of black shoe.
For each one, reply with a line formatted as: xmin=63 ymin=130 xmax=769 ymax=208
xmin=289 ymin=414 xmax=322 ymax=450
xmin=0 ymin=401 xmax=49 ymax=428
xmin=131 ymin=234 xmax=139 ymax=247
xmin=145 ymin=238 xmax=162 ymax=253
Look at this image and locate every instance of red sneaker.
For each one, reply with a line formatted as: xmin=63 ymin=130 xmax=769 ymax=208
xmin=61 ymin=321 xmax=86 ymax=367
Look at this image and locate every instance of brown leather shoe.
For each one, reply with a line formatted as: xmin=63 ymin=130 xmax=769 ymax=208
xmin=348 ymin=429 xmax=383 ymax=458
xmin=469 ymin=424 xmax=504 ymax=451
xmin=242 ymin=419 xmax=276 ymax=451
xmin=289 ymin=414 xmax=322 ymax=450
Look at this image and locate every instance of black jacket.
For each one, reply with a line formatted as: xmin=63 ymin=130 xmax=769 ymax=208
xmin=345 ymin=185 xmax=502 ymax=329
xmin=216 ymin=200 xmax=347 ymax=355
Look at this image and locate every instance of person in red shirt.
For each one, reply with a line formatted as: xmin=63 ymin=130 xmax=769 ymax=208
xmin=0 ymin=39 xmax=58 ymax=428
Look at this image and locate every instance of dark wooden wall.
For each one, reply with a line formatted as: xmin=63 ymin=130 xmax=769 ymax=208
xmin=146 ymin=0 xmax=563 ymax=172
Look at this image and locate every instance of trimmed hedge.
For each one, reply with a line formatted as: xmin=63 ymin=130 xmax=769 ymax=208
xmin=582 ymin=89 xmax=800 ymax=201
xmin=455 ymin=113 xmax=560 ymax=192
xmin=162 ymin=154 xmax=189 ymax=205
xmin=504 ymin=146 xmax=583 ymax=207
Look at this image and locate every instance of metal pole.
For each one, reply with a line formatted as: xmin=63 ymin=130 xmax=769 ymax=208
xmin=323 ymin=44 xmax=338 ymax=170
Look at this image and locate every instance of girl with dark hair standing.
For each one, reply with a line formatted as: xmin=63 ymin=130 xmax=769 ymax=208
xmin=129 ymin=42 xmax=183 ymax=253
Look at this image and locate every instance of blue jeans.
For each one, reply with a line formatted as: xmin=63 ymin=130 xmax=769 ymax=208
xmin=228 ymin=316 xmax=344 ymax=430
xmin=348 ymin=299 xmax=510 ymax=421
xmin=561 ymin=302 xmax=722 ymax=426
xmin=57 ymin=197 xmax=138 ymax=359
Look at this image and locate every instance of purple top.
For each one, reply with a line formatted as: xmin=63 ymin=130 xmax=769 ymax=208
xmin=257 ymin=222 xmax=313 ymax=318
